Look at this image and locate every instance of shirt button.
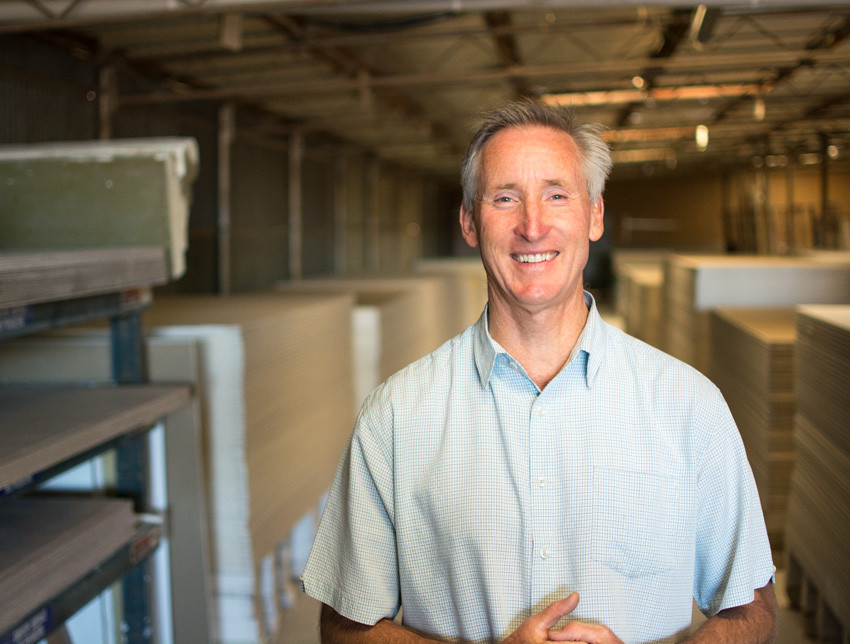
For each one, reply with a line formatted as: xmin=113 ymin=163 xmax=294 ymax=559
xmin=540 ymin=548 xmax=551 ymax=559
xmin=537 ymin=476 xmax=547 ymax=487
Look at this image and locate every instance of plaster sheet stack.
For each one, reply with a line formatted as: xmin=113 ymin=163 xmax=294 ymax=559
xmin=785 ymin=306 xmax=850 ymax=628
xmin=277 ymin=276 xmax=452 ymax=411
xmin=619 ymin=263 xmax=665 ymax=349
xmin=141 ymin=293 xmax=355 ymax=643
xmin=664 ymin=254 xmax=850 ymax=376
xmin=417 ymin=257 xmax=488 ymax=337
xmin=0 ymin=138 xmax=198 ymax=279
xmin=0 ymin=247 xmax=167 ymax=309
xmin=0 ymin=333 xmax=216 ymax=644
xmin=0 ymin=495 xmax=136 ymax=635
xmin=709 ymin=308 xmax=796 ymax=551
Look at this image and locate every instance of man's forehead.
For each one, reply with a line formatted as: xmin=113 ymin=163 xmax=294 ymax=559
xmin=479 ymin=126 xmax=584 ymax=183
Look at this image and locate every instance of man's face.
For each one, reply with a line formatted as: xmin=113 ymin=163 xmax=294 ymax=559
xmin=459 ymin=125 xmax=604 ymax=316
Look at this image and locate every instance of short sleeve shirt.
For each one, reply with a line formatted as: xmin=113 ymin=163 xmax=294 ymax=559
xmin=301 ymin=294 xmax=775 ymax=643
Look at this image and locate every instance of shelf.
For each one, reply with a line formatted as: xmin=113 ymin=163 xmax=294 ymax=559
xmin=0 ymin=247 xmax=168 ymax=309
xmin=0 ymin=247 xmax=169 ymax=340
xmin=0 ymin=508 xmax=163 ymax=644
xmin=0 ymin=384 xmax=191 ymax=498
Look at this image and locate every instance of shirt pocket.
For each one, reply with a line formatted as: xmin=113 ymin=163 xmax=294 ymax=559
xmin=591 ymin=466 xmax=680 ymax=578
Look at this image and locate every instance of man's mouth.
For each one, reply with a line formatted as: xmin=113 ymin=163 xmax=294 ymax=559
xmin=512 ymin=251 xmax=559 ymax=264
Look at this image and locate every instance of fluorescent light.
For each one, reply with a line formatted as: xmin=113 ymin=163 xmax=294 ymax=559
xmin=611 ymin=149 xmax=676 ymax=163
xmin=542 ymin=83 xmax=767 ymax=108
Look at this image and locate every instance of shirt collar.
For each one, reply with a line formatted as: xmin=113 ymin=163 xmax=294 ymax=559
xmin=473 ymin=291 xmax=606 ymax=390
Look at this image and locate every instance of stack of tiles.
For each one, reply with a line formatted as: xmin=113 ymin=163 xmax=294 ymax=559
xmin=785 ymin=305 xmax=850 ymax=633
xmin=710 ymin=308 xmax=796 ymax=552
xmin=664 ymin=254 xmax=850 ymax=376
xmin=142 ymin=293 xmax=356 ymax=643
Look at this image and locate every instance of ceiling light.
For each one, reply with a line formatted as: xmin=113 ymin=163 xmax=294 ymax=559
xmin=611 ymin=149 xmax=676 ymax=164
xmin=753 ymin=97 xmax=765 ymax=121
xmin=827 ymin=145 xmax=839 ymax=160
xmin=604 ymin=127 xmax=695 ymax=142
xmin=695 ymin=125 xmax=709 ymax=150
xmin=632 ymin=76 xmax=646 ymax=89
xmin=542 ymin=83 xmax=766 ymax=107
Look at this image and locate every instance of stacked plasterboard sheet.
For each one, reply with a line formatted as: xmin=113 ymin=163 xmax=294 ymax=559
xmin=0 ymin=495 xmax=137 ymax=635
xmin=0 ymin=332 xmax=216 ymax=644
xmin=664 ymin=254 xmax=850 ymax=376
xmin=141 ymin=294 xmax=355 ymax=643
xmin=0 ymin=384 xmax=190 ymax=494
xmin=277 ymin=276 xmax=451 ymax=411
xmin=417 ymin=257 xmax=488 ymax=337
xmin=709 ymin=308 xmax=796 ymax=551
xmin=0 ymin=138 xmax=198 ymax=279
xmin=0 ymin=247 xmax=168 ymax=308
xmin=785 ymin=305 xmax=850 ymax=628
xmin=620 ymin=264 xmax=665 ymax=349
xmin=612 ymin=251 xmax=668 ymax=311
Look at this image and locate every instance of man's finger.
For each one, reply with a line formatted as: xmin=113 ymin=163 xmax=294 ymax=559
xmin=536 ymin=592 xmax=580 ymax=630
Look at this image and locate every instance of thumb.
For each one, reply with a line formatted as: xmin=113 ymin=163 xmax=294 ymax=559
xmin=537 ymin=592 xmax=580 ymax=630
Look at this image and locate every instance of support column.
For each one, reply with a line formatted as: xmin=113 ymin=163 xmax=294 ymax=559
xmin=785 ymin=155 xmax=796 ymax=252
xmin=218 ymin=102 xmax=235 ymax=294
xmin=334 ymin=150 xmax=349 ymax=275
xmin=98 ymin=63 xmax=115 ymax=140
xmin=367 ymin=157 xmax=381 ymax=272
xmin=288 ymin=130 xmax=304 ymax=280
xmin=819 ymin=132 xmax=831 ymax=248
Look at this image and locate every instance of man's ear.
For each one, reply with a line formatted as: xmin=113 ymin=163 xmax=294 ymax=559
xmin=589 ymin=196 xmax=605 ymax=242
xmin=459 ymin=204 xmax=479 ymax=248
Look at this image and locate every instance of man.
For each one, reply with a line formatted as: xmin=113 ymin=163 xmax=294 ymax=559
xmin=301 ymin=100 xmax=777 ymax=643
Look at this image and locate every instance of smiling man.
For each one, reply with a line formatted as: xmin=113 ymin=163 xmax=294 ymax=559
xmin=301 ymin=100 xmax=777 ymax=643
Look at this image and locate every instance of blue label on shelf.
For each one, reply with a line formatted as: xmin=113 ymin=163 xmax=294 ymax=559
xmin=0 ymin=307 xmax=32 ymax=334
xmin=2 ymin=607 xmax=52 ymax=644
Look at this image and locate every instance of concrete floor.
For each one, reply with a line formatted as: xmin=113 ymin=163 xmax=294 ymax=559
xmin=278 ymin=568 xmax=814 ymax=643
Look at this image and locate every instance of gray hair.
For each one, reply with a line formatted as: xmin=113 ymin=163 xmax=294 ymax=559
xmin=460 ymin=100 xmax=613 ymax=212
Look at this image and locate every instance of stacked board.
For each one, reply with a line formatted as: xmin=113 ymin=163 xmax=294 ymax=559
xmin=417 ymin=257 xmax=488 ymax=337
xmin=710 ymin=308 xmax=796 ymax=551
xmin=0 ymin=334 xmax=215 ymax=644
xmin=277 ymin=275 xmax=456 ymax=411
xmin=0 ymin=292 xmax=356 ymax=643
xmin=618 ymin=263 xmax=665 ymax=349
xmin=0 ymin=495 xmax=137 ymax=636
xmin=664 ymin=254 xmax=850 ymax=376
xmin=0 ymin=247 xmax=167 ymax=309
xmin=142 ymin=294 xmax=356 ymax=643
xmin=0 ymin=138 xmax=198 ymax=279
xmin=785 ymin=306 xmax=850 ymax=634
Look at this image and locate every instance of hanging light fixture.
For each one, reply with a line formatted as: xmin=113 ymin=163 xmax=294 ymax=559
xmin=753 ymin=96 xmax=766 ymax=121
xmin=695 ymin=125 xmax=709 ymax=150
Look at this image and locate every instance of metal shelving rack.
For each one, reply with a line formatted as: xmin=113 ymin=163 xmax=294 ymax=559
xmin=0 ymin=248 xmax=189 ymax=644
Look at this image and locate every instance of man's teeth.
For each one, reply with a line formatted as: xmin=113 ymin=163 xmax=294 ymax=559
xmin=514 ymin=252 xmax=558 ymax=263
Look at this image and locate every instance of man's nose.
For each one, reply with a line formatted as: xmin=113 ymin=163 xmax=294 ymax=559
xmin=515 ymin=200 xmax=551 ymax=240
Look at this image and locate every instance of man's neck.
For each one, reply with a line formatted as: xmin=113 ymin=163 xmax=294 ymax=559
xmin=487 ymin=291 xmax=589 ymax=390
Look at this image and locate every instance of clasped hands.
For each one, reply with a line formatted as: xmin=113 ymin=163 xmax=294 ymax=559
xmin=502 ymin=593 xmax=624 ymax=644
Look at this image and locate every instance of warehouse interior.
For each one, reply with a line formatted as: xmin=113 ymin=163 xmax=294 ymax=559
xmin=1 ymin=0 xmax=849 ymax=642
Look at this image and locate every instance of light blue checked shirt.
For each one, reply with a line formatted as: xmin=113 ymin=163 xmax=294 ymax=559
xmin=302 ymin=294 xmax=775 ymax=643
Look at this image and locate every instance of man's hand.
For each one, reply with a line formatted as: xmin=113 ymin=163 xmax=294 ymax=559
xmin=503 ymin=593 xmax=624 ymax=644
